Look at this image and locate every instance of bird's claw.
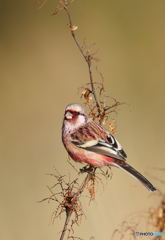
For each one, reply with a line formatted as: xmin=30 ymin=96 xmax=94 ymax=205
xmin=80 ymin=165 xmax=96 ymax=174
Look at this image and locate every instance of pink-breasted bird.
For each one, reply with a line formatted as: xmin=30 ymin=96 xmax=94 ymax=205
xmin=62 ymin=103 xmax=156 ymax=191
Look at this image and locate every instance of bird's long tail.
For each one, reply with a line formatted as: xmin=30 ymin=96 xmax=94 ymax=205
xmin=112 ymin=160 xmax=156 ymax=192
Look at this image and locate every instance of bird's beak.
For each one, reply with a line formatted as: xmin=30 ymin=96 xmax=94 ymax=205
xmin=65 ymin=111 xmax=73 ymax=120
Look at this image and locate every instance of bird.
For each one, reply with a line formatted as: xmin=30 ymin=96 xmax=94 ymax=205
xmin=62 ymin=103 xmax=156 ymax=191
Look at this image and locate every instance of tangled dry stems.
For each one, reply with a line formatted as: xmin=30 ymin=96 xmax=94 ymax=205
xmin=40 ymin=166 xmax=112 ymax=240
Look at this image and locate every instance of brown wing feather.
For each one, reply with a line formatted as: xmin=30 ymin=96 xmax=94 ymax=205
xmin=71 ymin=121 xmax=108 ymax=143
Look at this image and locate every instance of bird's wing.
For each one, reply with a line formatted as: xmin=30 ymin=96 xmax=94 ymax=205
xmin=71 ymin=121 xmax=127 ymax=161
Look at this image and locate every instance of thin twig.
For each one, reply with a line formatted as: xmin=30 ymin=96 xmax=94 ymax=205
xmin=63 ymin=5 xmax=101 ymax=116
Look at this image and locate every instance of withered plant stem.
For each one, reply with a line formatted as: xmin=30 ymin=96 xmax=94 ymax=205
xmin=58 ymin=3 xmax=102 ymax=239
xmin=63 ymin=6 xmax=101 ymax=116
xmin=60 ymin=210 xmax=72 ymax=240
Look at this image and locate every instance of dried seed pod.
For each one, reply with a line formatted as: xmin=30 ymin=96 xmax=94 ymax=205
xmin=109 ymin=121 xmax=117 ymax=135
xmin=81 ymin=88 xmax=92 ymax=102
xmin=70 ymin=25 xmax=78 ymax=31
xmin=88 ymin=185 xmax=95 ymax=200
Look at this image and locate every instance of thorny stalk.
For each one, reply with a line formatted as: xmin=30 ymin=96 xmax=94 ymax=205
xmin=63 ymin=4 xmax=101 ymax=117
xmin=60 ymin=211 xmax=72 ymax=240
xmin=60 ymin=1 xmax=122 ymax=126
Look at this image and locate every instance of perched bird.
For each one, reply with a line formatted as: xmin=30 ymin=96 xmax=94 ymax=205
xmin=62 ymin=103 xmax=156 ymax=191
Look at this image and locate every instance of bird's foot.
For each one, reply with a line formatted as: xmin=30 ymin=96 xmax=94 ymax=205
xmin=80 ymin=165 xmax=96 ymax=174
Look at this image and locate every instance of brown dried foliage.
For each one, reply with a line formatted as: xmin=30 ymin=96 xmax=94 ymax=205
xmin=149 ymin=192 xmax=165 ymax=240
xmin=111 ymin=174 xmax=165 ymax=240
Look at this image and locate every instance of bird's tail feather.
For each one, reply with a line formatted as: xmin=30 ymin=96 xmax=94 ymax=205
xmin=112 ymin=160 xmax=156 ymax=192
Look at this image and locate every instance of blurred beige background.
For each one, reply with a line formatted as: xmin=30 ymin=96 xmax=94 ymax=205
xmin=0 ymin=0 xmax=165 ymax=239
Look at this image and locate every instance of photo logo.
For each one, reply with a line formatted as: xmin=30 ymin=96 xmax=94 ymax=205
xmin=135 ymin=232 xmax=164 ymax=237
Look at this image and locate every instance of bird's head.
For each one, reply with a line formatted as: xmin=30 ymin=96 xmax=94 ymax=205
xmin=63 ymin=103 xmax=87 ymax=133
